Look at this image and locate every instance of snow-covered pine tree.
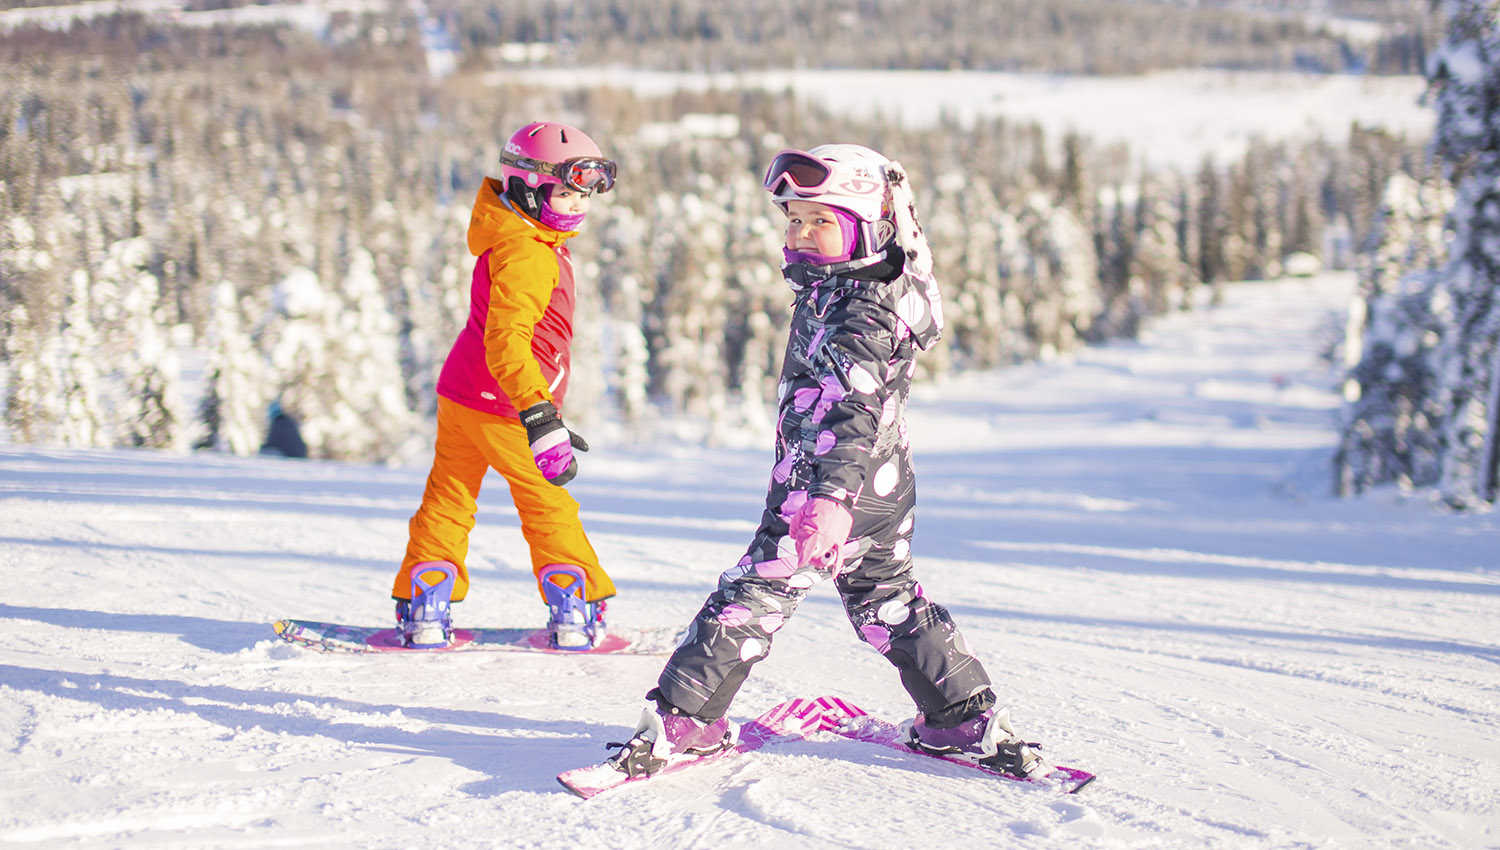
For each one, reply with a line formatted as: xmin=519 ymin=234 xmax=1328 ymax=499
xmin=1007 ymin=191 xmax=1101 ymax=361
xmin=2 ymin=208 xmax=66 ymax=443
xmin=1194 ymin=155 xmax=1229 ymax=294
xmin=1333 ymin=173 xmax=1453 ymax=495
xmin=104 ymin=238 xmax=183 ymax=450
xmin=646 ymin=185 xmax=733 ymax=438
xmin=263 ymin=254 xmax=421 ymax=462
xmin=928 ymin=171 xmax=1008 ymax=366
xmin=1427 ymin=0 xmax=1500 ymax=506
xmin=195 ymin=281 xmax=268 ymax=455
xmin=1091 ymin=185 xmax=1138 ymax=339
xmin=1336 ymin=0 xmax=1499 ymax=505
xmin=1127 ymin=174 xmax=1198 ymax=320
xmin=719 ymin=172 xmax=786 ymax=440
xmin=591 ymin=200 xmax=653 ymax=427
xmin=59 ymin=269 xmax=106 ymax=446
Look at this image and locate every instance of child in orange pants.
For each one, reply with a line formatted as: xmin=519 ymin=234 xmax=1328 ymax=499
xmin=394 ymin=120 xmax=618 ymax=650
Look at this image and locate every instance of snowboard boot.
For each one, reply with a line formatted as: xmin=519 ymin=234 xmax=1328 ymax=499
xmin=903 ymin=706 xmax=1045 ymax=778
xmin=604 ymin=703 xmax=738 ymax=778
xmin=396 ymin=561 xmax=455 ymax=649
xmin=539 ymin=564 xmax=605 ymax=650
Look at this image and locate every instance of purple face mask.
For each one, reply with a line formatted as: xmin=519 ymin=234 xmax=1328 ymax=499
xmin=539 ymin=185 xmax=587 ymax=232
xmin=783 ymin=208 xmax=858 ymax=265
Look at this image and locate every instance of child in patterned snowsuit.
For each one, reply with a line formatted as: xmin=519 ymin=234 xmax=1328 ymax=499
xmin=606 ymin=144 xmax=1043 ymax=780
xmin=393 ymin=121 xmax=619 ymax=651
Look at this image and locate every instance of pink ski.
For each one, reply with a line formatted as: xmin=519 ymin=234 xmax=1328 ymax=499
xmin=558 ymin=696 xmax=852 ymax=798
xmin=557 ymin=696 xmax=1093 ymax=798
xmin=810 ymin=696 xmax=1096 ymax=793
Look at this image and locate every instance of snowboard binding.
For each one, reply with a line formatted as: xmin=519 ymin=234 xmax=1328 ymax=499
xmin=397 ymin=561 xmax=456 ymax=649
xmin=539 ymin=564 xmax=605 ymax=650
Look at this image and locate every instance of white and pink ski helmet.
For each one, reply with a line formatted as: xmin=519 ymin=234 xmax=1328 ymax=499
xmin=764 ymin=144 xmax=899 ymax=260
xmin=499 ymin=121 xmax=617 ymax=227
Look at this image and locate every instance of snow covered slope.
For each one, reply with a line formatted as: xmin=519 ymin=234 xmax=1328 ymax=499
xmin=1 ymin=273 xmax=1497 ymax=850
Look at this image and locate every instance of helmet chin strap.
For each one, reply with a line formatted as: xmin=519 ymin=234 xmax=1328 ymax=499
xmin=497 ymin=191 xmax=547 ymax=229
xmin=504 ymin=176 xmax=546 ymax=220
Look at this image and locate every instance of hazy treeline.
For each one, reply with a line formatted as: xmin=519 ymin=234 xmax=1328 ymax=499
xmin=427 ymin=0 xmax=1436 ymax=75
xmin=0 ymin=0 xmax=1438 ymax=75
xmin=0 ymin=10 xmax=1426 ymax=461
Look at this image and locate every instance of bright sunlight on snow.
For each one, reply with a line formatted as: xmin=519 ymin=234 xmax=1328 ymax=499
xmin=2 ymin=273 xmax=1497 ymax=849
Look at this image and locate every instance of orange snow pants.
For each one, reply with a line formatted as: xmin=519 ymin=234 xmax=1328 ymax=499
xmin=394 ymin=397 xmax=616 ymax=604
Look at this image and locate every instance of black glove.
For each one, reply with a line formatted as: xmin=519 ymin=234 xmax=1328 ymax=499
xmin=520 ymin=401 xmax=589 ymax=486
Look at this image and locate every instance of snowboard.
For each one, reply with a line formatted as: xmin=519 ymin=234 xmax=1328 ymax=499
xmin=557 ymin=695 xmax=1095 ymax=799
xmin=271 ymin=618 xmax=683 ymax=656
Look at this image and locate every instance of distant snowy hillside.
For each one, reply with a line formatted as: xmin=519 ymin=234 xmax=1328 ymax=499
xmin=502 ymin=68 xmax=1433 ymax=168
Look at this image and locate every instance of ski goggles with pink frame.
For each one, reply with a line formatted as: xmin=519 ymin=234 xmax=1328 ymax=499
xmin=763 ymin=149 xmax=837 ymax=195
xmin=501 ymin=153 xmax=618 ymax=193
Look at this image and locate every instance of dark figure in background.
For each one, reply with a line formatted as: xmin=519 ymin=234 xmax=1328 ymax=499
xmin=260 ymin=401 xmax=308 ymax=459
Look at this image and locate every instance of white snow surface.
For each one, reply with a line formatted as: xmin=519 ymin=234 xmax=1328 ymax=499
xmin=2 ymin=273 xmax=1498 ymax=850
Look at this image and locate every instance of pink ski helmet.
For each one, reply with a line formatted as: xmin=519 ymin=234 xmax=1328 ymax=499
xmin=499 ymin=121 xmax=617 ymax=226
xmin=764 ymin=143 xmax=898 ymax=260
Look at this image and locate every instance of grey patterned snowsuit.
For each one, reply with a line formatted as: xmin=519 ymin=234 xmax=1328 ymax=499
xmin=656 ymin=252 xmax=995 ymax=722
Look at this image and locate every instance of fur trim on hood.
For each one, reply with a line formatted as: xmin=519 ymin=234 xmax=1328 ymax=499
xmin=881 ymin=161 xmax=933 ymax=277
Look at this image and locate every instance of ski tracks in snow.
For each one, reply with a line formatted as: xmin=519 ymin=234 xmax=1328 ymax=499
xmin=2 ymin=273 xmax=1499 ymax=849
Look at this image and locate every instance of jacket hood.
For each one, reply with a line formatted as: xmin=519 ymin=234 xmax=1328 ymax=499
xmin=468 ymin=176 xmax=577 ymax=257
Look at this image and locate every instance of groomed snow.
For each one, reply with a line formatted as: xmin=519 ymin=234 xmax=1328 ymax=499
xmin=2 ymin=273 xmax=1497 ymax=850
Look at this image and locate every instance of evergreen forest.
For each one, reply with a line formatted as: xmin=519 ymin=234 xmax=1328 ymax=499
xmin=5 ymin=0 xmax=1478 ymax=510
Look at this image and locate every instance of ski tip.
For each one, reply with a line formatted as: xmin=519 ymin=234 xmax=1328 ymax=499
xmin=556 ymin=762 xmax=630 ymax=800
xmin=557 ymin=775 xmax=591 ymax=800
xmin=1065 ymin=773 xmax=1098 ymax=794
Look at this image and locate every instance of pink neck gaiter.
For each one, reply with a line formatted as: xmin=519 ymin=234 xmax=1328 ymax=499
xmin=539 ymin=184 xmax=587 ymax=232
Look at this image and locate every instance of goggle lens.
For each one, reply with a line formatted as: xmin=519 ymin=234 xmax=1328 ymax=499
xmin=500 ymin=152 xmax=617 ymax=193
xmin=563 ymin=158 xmax=616 ymax=193
xmin=764 ymin=150 xmax=832 ymax=193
